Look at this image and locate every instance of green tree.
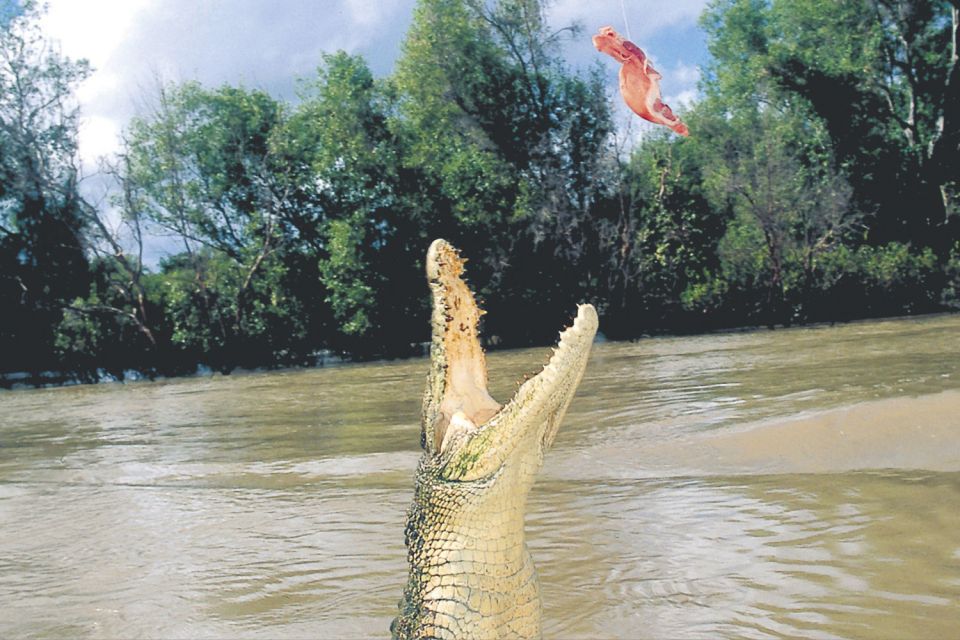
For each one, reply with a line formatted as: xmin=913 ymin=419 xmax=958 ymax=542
xmin=56 ymin=150 xmax=162 ymax=375
xmin=604 ymin=130 xmax=727 ymax=334
xmin=118 ymin=81 xmax=303 ymax=370
xmin=284 ymin=52 xmax=427 ymax=354
xmin=394 ymin=0 xmax=614 ymax=344
xmin=700 ymin=107 xmax=854 ymax=322
xmin=703 ymin=0 xmax=960 ymax=248
xmin=0 ymin=2 xmax=92 ymax=374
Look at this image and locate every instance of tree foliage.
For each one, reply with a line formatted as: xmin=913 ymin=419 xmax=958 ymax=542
xmin=703 ymin=0 xmax=960 ymax=247
xmin=3 ymin=0 xmax=959 ymax=385
xmin=0 ymin=2 xmax=91 ymax=374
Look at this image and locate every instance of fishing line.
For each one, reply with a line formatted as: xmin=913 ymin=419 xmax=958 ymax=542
xmin=619 ymin=0 xmax=633 ymax=40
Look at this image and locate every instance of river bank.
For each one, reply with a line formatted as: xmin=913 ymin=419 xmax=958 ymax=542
xmin=3 ymin=310 xmax=958 ymax=391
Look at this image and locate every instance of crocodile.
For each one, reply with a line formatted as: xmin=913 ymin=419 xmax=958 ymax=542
xmin=391 ymin=239 xmax=598 ymax=640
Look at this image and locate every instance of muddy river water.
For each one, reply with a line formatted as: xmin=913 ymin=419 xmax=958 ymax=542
xmin=2 ymin=314 xmax=959 ymax=638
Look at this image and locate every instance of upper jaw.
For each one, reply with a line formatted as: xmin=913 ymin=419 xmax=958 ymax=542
xmin=422 ymin=239 xmax=598 ymax=481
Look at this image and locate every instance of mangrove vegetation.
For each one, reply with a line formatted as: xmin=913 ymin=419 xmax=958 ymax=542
xmin=2 ymin=0 xmax=959 ymax=384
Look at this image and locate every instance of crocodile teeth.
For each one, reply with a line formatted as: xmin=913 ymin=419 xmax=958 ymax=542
xmin=440 ymin=410 xmax=479 ymax=454
xmin=543 ymin=304 xmax=595 ymax=373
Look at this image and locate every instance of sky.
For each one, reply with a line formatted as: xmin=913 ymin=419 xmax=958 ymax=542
xmin=38 ymin=0 xmax=711 ymax=169
xmin=33 ymin=0 xmax=710 ymax=261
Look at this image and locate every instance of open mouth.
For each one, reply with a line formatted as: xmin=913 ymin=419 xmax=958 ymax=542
xmin=424 ymin=240 xmax=598 ymax=461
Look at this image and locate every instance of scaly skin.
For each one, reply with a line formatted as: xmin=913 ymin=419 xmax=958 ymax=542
xmin=392 ymin=239 xmax=598 ymax=640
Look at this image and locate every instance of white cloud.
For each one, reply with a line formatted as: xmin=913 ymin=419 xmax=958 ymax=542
xmin=346 ymin=0 xmax=397 ymax=27
xmin=76 ymin=115 xmax=122 ymax=164
xmin=664 ymin=88 xmax=697 ymax=110
xmin=40 ymin=0 xmax=152 ymax=69
xmin=671 ymin=62 xmax=701 ymax=86
xmin=662 ymin=63 xmax=700 ymax=111
xmin=41 ymin=0 xmax=153 ymax=167
xmin=41 ymin=0 xmax=417 ymax=171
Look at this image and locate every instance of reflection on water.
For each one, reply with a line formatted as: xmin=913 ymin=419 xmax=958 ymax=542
xmin=1 ymin=314 xmax=959 ymax=638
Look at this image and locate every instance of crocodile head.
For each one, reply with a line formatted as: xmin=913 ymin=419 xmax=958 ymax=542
xmin=421 ymin=238 xmax=597 ymax=481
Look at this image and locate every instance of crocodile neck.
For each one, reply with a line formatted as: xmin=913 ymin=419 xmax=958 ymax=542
xmin=394 ymin=458 xmax=541 ymax=639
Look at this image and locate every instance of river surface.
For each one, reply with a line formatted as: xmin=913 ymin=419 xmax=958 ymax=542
xmin=2 ymin=314 xmax=959 ymax=639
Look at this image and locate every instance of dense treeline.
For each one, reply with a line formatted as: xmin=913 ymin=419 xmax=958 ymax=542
xmin=1 ymin=0 xmax=959 ymax=385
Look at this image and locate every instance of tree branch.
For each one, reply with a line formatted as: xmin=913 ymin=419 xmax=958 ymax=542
xmin=65 ymin=303 xmax=157 ymax=345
